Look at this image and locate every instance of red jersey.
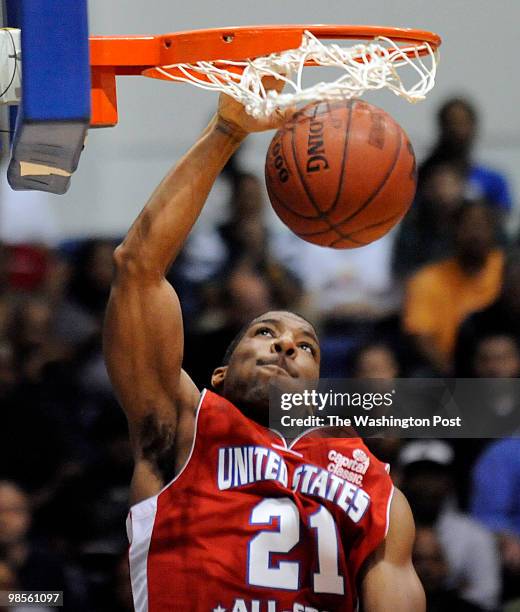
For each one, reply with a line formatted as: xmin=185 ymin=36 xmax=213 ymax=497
xmin=127 ymin=389 xmax=394 ymax=612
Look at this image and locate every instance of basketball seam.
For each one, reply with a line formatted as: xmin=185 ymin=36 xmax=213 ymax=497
xmin=328 ymin=210 xmax=405 ymax=247
xmin=300 ymin=211 xmax=403 ymax=239
xmin=330 ymin=118 xmax=404 ymax=228
xmin=296 ymin=208 xmax=403 ymax=238
xmin=266 ymin=182 xmax=320 ymax=231
xmin=289 ymin=101 xmax=356 ymax=241
xmin=322 ymin=98 xmax=355 ymax=216
xmin=345 ymin=210 xmax=405 ymax=238
xmin=266 ymin=124 xmax=324 ymax=221
xmin=266 ymin=170 xmax=322 ymax=220
xmin=330 ymin=235 xmax=364 ymax=247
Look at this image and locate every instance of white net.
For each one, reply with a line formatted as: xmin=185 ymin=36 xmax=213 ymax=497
xmin=153 ymin=30 xmax=438 ymax=118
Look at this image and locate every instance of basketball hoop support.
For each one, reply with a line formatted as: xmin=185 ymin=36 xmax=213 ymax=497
xmin=89 ymin=25 xmax=441 ymax=127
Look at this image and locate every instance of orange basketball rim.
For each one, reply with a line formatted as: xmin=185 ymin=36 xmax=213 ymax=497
xmin=89 ymin=24 xmax=442 ymax=127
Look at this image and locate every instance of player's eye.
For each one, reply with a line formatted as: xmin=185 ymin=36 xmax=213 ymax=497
xmin=256 ymin=327 xmax=275 ymax=337
xmin=299 ymin=342 xmax=315 ymax=355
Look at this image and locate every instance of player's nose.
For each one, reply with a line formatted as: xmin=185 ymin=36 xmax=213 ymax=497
xmin=272 ymin=334 xmax=296 ymax=358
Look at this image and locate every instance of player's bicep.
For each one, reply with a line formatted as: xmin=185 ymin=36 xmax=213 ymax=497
xmin=103 ymin=272 xmax=198 ymax=434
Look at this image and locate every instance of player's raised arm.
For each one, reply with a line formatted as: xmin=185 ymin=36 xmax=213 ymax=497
xmin=103 ymin=82 xmax=290 ymax=502
xmin=360 ymin=488 xmax=425 ymax=612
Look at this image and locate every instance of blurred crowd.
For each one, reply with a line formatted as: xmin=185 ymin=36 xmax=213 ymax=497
xmin=0 ymin=96 xmax=520 ymax=611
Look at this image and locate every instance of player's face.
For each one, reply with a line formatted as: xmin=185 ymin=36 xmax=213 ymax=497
xmin=212 ymin=311 xmax=320 ymax=424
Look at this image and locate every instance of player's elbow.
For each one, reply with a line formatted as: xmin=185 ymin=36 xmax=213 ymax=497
xmin=113 ymin=244 xmax=160 ymax=281
xmin=113 ymin=244 xmax=139 ymax=277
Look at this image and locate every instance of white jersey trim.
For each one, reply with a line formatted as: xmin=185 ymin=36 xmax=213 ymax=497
xmin=126 ymin=389 xmax=207 ymax=612
xmin=384 ymin=484 xmax=395 ymax=537
xmin=128 ymin=500 xmax=157 ymax=612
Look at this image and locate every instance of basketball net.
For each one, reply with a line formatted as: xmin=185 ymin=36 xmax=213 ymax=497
xmin=153 ymin=31 xmax=438 ymax=118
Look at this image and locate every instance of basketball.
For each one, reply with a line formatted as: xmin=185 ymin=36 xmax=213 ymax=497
xmin=265 ymin=99 xmax=417 ymax=248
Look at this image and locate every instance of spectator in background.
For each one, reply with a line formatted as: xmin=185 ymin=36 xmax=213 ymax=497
xmin=0 ymin=341 xmax=17 ymax=401
xmin=0 ymin=548 xmax=52 ymax=612
xmin=0 ymin=337 xmax=69 ymax=493
xmin=5 ymin=295 xmax=84 ymax=475
xmin=473 ymin=333 xmax=520 ymax=379
xmin=213 ymin=173 xmax=302 ymax=309
xmin=297 ymin=231 xmax=398 ymax=327
xmin=0 ymin=241 xmax=70 ymax=326
xmin=471 ymin=439 xmax=520 ymax=602
xmin=180 ymin=172 xmax=301 ymax=291
xmin=290 ymin=230 xmax=400 ymax=377
xmin=37 ymin=402 xmax=133 ymax=560
xmin=53 ymin=239 xmax=118 ymax=417
xmin=419 ymin=97 xmax=513 ymax=219
xmin=413 ymin=526 xmax=486 ymax=612
xmin=215 ymin=173 xmax=267 ymax=268
xmin=0 ymin=244 xmax=15 ymax=340
xmin=350 ymin=341 xmax=400 ymax=380
xmin=400 ymin=441 xmax=501 ymax=610
xmin=54 ymin=239 xmax=116 ymax=347
xmin=450 ymin=333 xmax=520 ymax=511
xmin=183 ymin=259 xmax=302 ymax=387
xmin=351 ymin=342 xmax=403 ymax=474
xmin=0 ymin=548 xmax=16 ymax=591
xmin=455 ymin=248 xmax=520 ymax=375
xmin=183 ymin=173 xmax=303 ymax=387
xmin=0 ymin=481 xmax=85 ymax=608
xmin=9 ymin=295 xmax=70 ymax=386
xmin=393 ymin=162 xmax=467 ymax=279
xmin=33 ymin=404 xmax=132 ymax=608
xmin=403 ymin=200 xmax=504 ymax=374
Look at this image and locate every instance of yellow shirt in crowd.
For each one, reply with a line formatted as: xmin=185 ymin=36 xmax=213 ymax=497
xmin=403 ymin=250 xmax=504 ymax=359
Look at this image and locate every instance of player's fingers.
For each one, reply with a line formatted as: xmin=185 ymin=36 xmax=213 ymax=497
xmin=264 ymin=105 xmax=296 ymax=130
xmin=282 ymin=105 xmax=297 ymax=122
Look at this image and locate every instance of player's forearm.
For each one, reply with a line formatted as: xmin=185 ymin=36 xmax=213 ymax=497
xmin=361 ymin=565 xmax=425 ymax=612
xmin=363 ymin=588 xmax=425 ymax=612
xmin=117 ymin=115 xmax=245 ymax=275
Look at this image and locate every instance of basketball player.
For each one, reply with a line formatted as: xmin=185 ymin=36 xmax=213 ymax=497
xmin=103 ymin=82 xmax=425 ymax=611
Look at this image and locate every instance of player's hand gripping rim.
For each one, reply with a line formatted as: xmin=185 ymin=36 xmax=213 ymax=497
xmin=216 ymin=75 xmax=295 ymax=139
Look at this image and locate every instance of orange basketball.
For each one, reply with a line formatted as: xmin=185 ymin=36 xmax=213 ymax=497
xmin=265 ymin=99 xmax=417 ymax=248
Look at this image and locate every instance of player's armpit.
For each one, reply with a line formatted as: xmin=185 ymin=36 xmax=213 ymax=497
xmin=359 ymin=488 xmax=425 ymax=612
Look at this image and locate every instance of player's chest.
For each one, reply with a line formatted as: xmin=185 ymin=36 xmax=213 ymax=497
xmin=211 ymin=442 xmax=371 ymax=524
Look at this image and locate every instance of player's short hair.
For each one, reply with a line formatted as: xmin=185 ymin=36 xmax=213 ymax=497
xmin=221 ymin=311 xmax=318 ymax=366
xmin=222 ymin=323 xmax=250 ymax=366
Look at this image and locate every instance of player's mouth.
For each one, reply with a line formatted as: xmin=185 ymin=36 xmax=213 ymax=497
xmin=256 ymin=358 xmax=296 ymax=378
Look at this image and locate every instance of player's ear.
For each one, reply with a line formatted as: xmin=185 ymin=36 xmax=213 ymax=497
xmin=211 ymin=366 xmax=228 ymax=390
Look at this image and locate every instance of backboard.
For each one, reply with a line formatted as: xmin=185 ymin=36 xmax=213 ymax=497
xmin=3 ymin=0 xmax=90 ymax=194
